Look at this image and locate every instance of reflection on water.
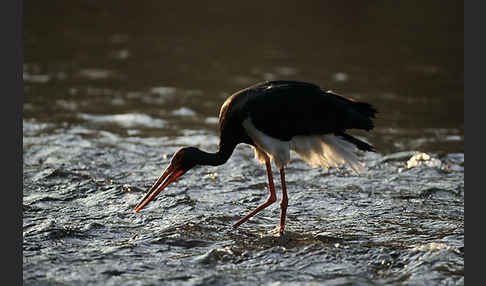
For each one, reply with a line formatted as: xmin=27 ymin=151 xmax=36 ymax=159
xmin=24 ymin=1 xmax=463 ymax=285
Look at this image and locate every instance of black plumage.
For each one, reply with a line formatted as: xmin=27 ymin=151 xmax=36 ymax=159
xmin=218 ymin=80 xmax=376 ymax=151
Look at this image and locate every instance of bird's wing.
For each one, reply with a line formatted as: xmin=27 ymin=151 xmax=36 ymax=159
xmin=245 ymin=81 xmax=376 ymax=142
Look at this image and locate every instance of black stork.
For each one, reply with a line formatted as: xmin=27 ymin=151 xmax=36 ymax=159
xmin=133 ymin=80 xmax=376 ymax=235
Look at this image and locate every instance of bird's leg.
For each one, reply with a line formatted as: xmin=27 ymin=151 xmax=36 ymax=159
xmin=233 ymin=154 xmax=277 ymax=229
xmin=278 ymin=167 xmax=288 ymax=235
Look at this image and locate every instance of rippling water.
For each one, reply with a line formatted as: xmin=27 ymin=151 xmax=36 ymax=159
xmin=23 ymin=122 xmax=464 ymax=285
xmin=24 ymin=1 xmax=463 ymax=285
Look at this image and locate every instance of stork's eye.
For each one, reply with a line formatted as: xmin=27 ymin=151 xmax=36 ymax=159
xmin=173 ymin=151 xmax=183 ymax=161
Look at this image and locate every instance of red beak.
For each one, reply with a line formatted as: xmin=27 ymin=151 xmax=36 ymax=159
xmin=132 ymin=164 xmax=185 ymax=213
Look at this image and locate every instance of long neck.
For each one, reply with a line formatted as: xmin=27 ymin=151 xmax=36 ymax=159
xmin=197 ymin=141 xmax=236 ymax=167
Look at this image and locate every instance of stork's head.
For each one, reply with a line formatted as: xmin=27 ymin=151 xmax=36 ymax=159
xmin=132 ymin=147 xmax=201 ymax=213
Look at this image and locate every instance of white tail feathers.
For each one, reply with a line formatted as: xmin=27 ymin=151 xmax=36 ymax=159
xmin=290 ymin=135 xmax=366 ymax=174
xmin=244 ymin=118 xmax=367 ymax=173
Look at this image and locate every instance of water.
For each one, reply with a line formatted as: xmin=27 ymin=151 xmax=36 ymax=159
xmin=24 ymin=1 xmax=463 ymax=285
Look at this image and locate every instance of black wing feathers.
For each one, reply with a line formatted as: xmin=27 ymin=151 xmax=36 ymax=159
xmin=246 ymin=81 xmax=376 ymax=145
xmin=335 ymin=131 xmax=375 ymax=152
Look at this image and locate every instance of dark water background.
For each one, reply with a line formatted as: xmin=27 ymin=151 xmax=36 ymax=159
xmin=24 ymin=1 xmax=463 ymax=285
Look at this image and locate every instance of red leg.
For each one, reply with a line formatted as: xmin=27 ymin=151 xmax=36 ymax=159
xmin=279 ymin=167 xmax=288 ymax=234
xmin=233 ymin=154 xmax=276 ymax=229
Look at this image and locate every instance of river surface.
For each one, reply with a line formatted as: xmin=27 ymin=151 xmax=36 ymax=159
xmin=24 ymin=1 xmax=463 ymax=285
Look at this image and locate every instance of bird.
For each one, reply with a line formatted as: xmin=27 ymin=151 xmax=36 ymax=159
xmin=132 ymin=80 xmax=377 ymax=235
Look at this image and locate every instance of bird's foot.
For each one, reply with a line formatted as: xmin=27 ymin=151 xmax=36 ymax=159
xmin=268 ymin=227 xmax=290 ymax=244
xmin=270 ymin=226 xmax=285 ymax=237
